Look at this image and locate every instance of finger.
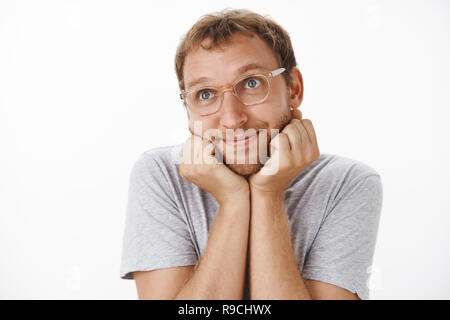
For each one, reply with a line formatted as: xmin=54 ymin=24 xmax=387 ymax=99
xmin=291 ymin=108 xmax=302 ymax=121
xmin=191 ymin=135 xmax=207 ymax=163
xmin=202 ymin=141 xmax=217 ymax=164
xmin=270 ymin=132 xmax=290 ymax=156
xmin=301 ymin=119 xmax=319 ymax=151
xmin=182 ymin=136 xmax=194 ymax=164
xmin=203 ymin=128 xmax=222 ymax=143
xmin=291 ymin=118 xmax=312 ymax=146
xmin=259 ymin=153 xmax=279 ymax=176
xmin=282 ymin=123 xmax=302 ymax=152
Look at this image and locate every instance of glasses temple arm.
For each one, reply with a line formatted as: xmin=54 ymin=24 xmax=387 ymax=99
xmin=269 ymin=67 xmax=286 ymax=78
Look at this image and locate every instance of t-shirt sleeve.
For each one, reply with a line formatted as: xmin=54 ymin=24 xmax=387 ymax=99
xmin=120 ymin=152 xmax=198 ymax=280
xmin=301 ymin=174 xmax=383 ymax=300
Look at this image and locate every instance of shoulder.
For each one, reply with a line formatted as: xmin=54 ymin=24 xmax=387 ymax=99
xmin=129 ymin=144 xmax=184 ymax=183
xmin=316 ymin=153 xmax=383 ymax=206
xmin=319 ymin=153 xmax=381 ymax=182
xmin=291 ymin=152 xmax=382 ymax=203
xmin=139 ymin=143 xmax=183 ymax=164
xmin=133 ymin=144 xmax=183 ymax=169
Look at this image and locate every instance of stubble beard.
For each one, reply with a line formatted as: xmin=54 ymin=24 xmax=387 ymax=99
xmin=221 ymin=107 xmax=292 ymax=177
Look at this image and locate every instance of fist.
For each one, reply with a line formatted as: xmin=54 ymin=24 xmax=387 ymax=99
xmin=179 ymin=135 xmax=249 ymax=204
xmin=249 ymin=109 xmax=320 ymax=194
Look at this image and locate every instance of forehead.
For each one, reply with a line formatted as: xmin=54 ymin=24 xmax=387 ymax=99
xmin=183 ymin=32 xmax=280 ymax=89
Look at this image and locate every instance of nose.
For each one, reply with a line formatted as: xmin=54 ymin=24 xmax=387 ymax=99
xmin=219 ymin=90 xmax=248 ymax=129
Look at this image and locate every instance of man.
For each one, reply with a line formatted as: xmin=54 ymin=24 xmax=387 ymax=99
xmin=120 ymin=9 xmax=383 ymax=300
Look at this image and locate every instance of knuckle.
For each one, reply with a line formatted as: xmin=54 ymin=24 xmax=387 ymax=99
xmin=283 ymin=125 xmax=294 ymax=134
xmin=291 ymin=118 xmax=302 ymax=125
xmin=303 ymin=119 xmax=313 ymax=128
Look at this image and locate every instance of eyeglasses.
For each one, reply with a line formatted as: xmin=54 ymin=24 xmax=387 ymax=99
xmin=180 ymin=67 xmax=286 ymax=116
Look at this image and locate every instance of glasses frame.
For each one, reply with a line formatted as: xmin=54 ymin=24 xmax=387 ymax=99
xmin=180 ymin=67 xmax=286 ymax=116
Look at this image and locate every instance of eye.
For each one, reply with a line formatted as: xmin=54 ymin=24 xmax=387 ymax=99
xmin=197 ymin=89 xmax=213 ymax=100
xmin=245 ymin=78 xmax=261 ymax=89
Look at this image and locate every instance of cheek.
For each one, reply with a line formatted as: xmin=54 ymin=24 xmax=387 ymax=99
xmin=249 ymin=99 xmax=287 ymax=128
xmin=188 ymin=117 xmax=219 ymax=137
xmin=263 ymin=89 xmax=290 ymax=125
xmin=269 ymin=78 xmax=290 ymax=106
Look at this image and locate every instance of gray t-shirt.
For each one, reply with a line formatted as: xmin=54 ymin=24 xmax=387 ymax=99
xmin=120 ymin=143 xmax=383 ymax=300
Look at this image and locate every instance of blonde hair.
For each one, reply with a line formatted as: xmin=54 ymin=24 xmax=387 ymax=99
xmin=175 ymin=9 xmax=297 ymax=90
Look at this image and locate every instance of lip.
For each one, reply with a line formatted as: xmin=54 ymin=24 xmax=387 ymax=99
xmin=223 ymin=132 xmax=259 ymax=149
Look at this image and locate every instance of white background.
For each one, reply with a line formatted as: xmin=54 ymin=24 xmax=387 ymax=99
xmin=0 ymin=0 xmax=449 ymax=299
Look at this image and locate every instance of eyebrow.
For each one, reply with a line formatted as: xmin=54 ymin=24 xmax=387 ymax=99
xmin=185 ymin=63 xmax=268 ymax=90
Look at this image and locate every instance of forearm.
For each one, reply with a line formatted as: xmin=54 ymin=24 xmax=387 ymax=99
xmin=175 ymin=194 xmax=250 ymax=300
xmin=249 ymin=190 xmax=311 ymax=300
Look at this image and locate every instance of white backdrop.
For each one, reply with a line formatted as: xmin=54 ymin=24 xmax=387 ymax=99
xmin=0 ymin=0 xmax=449 ymax=299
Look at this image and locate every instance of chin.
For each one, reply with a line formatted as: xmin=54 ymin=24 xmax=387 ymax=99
xmin=226 ymin=163 xmax=262 ymax=177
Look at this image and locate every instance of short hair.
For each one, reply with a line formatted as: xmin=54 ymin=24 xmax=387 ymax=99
xmin=175 ymin=8 xmax=298 ymax=91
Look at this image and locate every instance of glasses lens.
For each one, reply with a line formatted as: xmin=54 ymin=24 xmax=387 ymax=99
xmin=234 ymin=75 xmax=269 ymax=105
xmin=186 ymin=88 xmax=220 ymax=116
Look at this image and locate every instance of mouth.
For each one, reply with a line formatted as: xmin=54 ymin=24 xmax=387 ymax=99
xmin=222 ymin=132 xmax=259 ymax=149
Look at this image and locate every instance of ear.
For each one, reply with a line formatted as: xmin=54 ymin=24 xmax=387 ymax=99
xmin=185 ymin=104 xmax=190 ymax=120
xmin=288 ymin=67 xmax=304 ymax=109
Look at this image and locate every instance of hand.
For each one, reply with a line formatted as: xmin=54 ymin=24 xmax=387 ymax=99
xmin=179 ymin=135 xmax=249 ymax=204
xmin=249 ymin=108 xmax=320 ymax=194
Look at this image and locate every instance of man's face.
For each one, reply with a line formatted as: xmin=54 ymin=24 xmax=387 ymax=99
xmin=183 ymin=32 xmax=293 ymax=176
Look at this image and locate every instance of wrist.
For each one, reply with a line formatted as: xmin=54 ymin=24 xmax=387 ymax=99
xmin=250 ymin=186 xmax=285 ymax=201
xmin=216 ymin=184 xmax=250 ymax=207
xmin=250 ymin=187 xmax=286 ymax=217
